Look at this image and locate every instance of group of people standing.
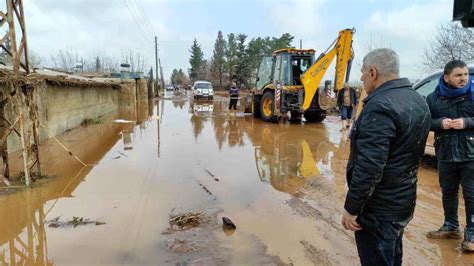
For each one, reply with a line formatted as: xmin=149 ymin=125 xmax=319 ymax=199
xmin=224 ymin=49 xmax=473 ymax=264
xmin=341 ymin=48 xmax=474 ymax=265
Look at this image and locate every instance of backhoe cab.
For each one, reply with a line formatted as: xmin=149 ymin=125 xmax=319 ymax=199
xmin=249 ymin=28 xmax=355 ymax=123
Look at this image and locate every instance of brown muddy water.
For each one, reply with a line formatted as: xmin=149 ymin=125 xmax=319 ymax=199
xmin=0 ymin=90 xmax=473 ymax=265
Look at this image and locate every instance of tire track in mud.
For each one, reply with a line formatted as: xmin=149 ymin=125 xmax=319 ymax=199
xmin=293 ymin=175 xmax=443 ymax=265
xmin=117 ymin=163 xmax=157 ymax=264
xmin=129 ymin=162 xmax=158 ymax=264
xmin=300 ymin=240 xmax=332 ymax=265
xmin=286 ymin=178 xmax=358 ymax=264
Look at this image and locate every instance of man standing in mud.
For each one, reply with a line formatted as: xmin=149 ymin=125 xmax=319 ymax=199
xmin=228 ymin=81 xmax=239 ymax=116
xmin=337 ymin=82 xmax=358 ymax=131
xmin=426 ymin=60 xmax=474 ymax=252
xmin=341 ymin=48 xmax=430 ymax=265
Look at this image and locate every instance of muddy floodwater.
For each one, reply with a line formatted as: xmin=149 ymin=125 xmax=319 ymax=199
xmin=0 ymin=90 xmax=473 ymax=265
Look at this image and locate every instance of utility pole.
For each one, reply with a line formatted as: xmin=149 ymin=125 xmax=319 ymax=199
xmin=159 ymin=58 xmax=165 ymax=89
xmin=154 ymin=36 xmax=159 ymax=91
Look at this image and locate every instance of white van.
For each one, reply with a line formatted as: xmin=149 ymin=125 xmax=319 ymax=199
xmin=192 ymin=80 xmax=213 ymax=100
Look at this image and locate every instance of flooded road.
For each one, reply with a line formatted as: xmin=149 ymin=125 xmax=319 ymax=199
xmin=0 ymin=90 xmax=473 ymax=265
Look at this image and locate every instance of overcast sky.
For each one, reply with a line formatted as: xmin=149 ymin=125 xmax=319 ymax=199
xmin=8 ymin=0 xmax=455 ymax=82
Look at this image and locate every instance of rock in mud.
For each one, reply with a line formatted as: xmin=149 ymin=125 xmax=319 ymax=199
xmin=222 ymin=217 xmax=236 ymax=230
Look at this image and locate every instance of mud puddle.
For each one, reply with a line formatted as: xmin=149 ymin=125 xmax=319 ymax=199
xmin=0 ymin=90 xmax=472 ymax=265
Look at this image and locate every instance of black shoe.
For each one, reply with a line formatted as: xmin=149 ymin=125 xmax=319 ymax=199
xmin=427 ymin=225 xmax=462 ymax=239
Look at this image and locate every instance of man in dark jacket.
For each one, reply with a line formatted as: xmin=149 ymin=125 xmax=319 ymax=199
xmin=341 ymin=48 xmax=431 ymax=265
xmin=337 ymin=82 xmax=358 ymax=130
xmin=426 ymin=60 xmax=474 ymax=252
xmin=228 ymin=81 xmax=239 ymax=116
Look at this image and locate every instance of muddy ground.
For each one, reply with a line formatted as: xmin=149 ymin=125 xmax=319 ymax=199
xmin=0 ymin=90 xmax=472 ymax=265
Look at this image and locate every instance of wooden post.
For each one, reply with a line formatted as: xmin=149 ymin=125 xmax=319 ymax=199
xmin=7 ymin=0 xmax=30 ymax=185
xmin=1 ymin=0 xmax=38 ymax=185
xmin=0 ymin=91 xmax=9 ymax=183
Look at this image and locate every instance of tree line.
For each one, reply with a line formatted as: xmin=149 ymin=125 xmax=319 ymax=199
xmin=0 ymin=36 xmax=150 ymax=74
xmin=171 ymin=31 xmax=294 ymax=89
xmin=48 ymin=49 xmax=148 ymax=73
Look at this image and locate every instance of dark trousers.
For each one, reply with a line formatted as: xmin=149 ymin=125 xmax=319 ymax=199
xmin=341 ymin=105 xmax=353 ymax=120
xmin=229 ymin=98 xmax=238 ymax=110
xmin=438 ymin=161 xmax=474 ymax=229
xmin=355 ymin=220 xmax=409 ymax=266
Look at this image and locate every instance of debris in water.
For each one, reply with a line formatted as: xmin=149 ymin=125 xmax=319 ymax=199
xmin=204 ymin=169 xmax=215 ymax=177
xmin=112 ymin=156 xmax=121 ymax=159
xmin=46 ymin=216 xmax=106 ymax=228
xmin=169 ymin=211 xmax=203 ymax=229
xmin=222 ymin=217 xmax=236 ymax=236
xmin=198 ymin=182 xmax=213 ymax=195
xmin=113 ymin=119 xmax=134 ymax=123
xmin=81 ymin=118 xmax=102 ymax=126
xmin=214 ymin=178 xmax=219 ymax=182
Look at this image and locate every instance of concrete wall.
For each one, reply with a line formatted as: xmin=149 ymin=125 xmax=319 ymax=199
xmin=6 ymin=81 xmax=123 ymax=152
xmin=37 ymin=83 xmax=120 ymax=139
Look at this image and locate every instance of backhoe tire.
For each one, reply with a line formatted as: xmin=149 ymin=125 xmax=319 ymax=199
xmin=260 ymin=91 xmax=277 ymax=122
xmin=304 ymin=111 xmax=326 ymax=122
xmin=253 ymin=96 xmax=261 ymax=118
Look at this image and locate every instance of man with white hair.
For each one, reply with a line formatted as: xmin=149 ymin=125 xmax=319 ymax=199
xmin=341 ymin=48 xmax=431 ymax=265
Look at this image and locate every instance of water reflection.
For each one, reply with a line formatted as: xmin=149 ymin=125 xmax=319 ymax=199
xmin=189 ymin=99 xmax=216 ymax=140
xmin=122 ymin=130 xmax=133 ymax=150
xmin=205 ymin=109 xmax=345 ymax=195
xmin=249 ymin=123 xmax=333 ymax=195
xmin=0 ymin=99 xmax=155 ymax=265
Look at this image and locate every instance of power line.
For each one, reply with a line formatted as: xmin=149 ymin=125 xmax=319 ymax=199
xmin=123 ymin=0 xmax=153 ymax=47
xmin=128 ymin=0 xmax=153 ymax=37
xmin=127 ymin=0 xmax=154 ymax=38
xmin=135 ymin=0 xmax=155 ymax=36
xmin=124 ymin=0 xmax=152 ymax=43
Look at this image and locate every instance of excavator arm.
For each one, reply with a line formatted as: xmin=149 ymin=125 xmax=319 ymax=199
xmin=300 ymin=28 xmax=355 ymax=111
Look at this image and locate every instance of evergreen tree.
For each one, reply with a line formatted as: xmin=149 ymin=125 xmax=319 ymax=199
xmin=189 ymin=39 xmax=204 ymax=82
xmin=95 ymin=56 xmax=101 ymax=72
xmin=210 ymin=30 xmax=226 ymax=88
xmin=225 ymin=33 xmax=238 ymax=83
xmin=177 ymin=69 xmax=188 ymax=85
xmin=270 ymin=33 xmax=294 ymax=51
xmin=170 ymin=68 xmax=179 ymax=84
xmin=235 ymin=33 xmax=251 ymax=87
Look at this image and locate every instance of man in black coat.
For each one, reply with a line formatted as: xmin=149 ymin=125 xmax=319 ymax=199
xmin=341 ymin=48 xmax=431 ymax=265
xmin=426 ymin=60 xmax=474 ymax=252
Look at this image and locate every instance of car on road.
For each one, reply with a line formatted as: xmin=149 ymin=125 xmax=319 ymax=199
xmin=413 ymin=64 xmax=474 ymax=156
xmin=192 ymin=80 xmax=213 ymax=100
xmin=166 ymin=85 xmax=174 ymax=91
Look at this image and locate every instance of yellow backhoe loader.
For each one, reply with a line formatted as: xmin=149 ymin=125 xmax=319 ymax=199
xmin=246 ymin=28 xmax=355 ymax=122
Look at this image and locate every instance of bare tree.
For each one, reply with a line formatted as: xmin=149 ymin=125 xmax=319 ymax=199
xmin=50 ymin=49 xmax=82 ymax=71
xmin=90 ymin=51 xmax=119 ymax=73
xmin=28 ymin=50 xmax=43 ymax=69
xmin=423 ymin=22 xmax=474 ymax=72
xmin=121 ymin=49 xmax=147 ymax=73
